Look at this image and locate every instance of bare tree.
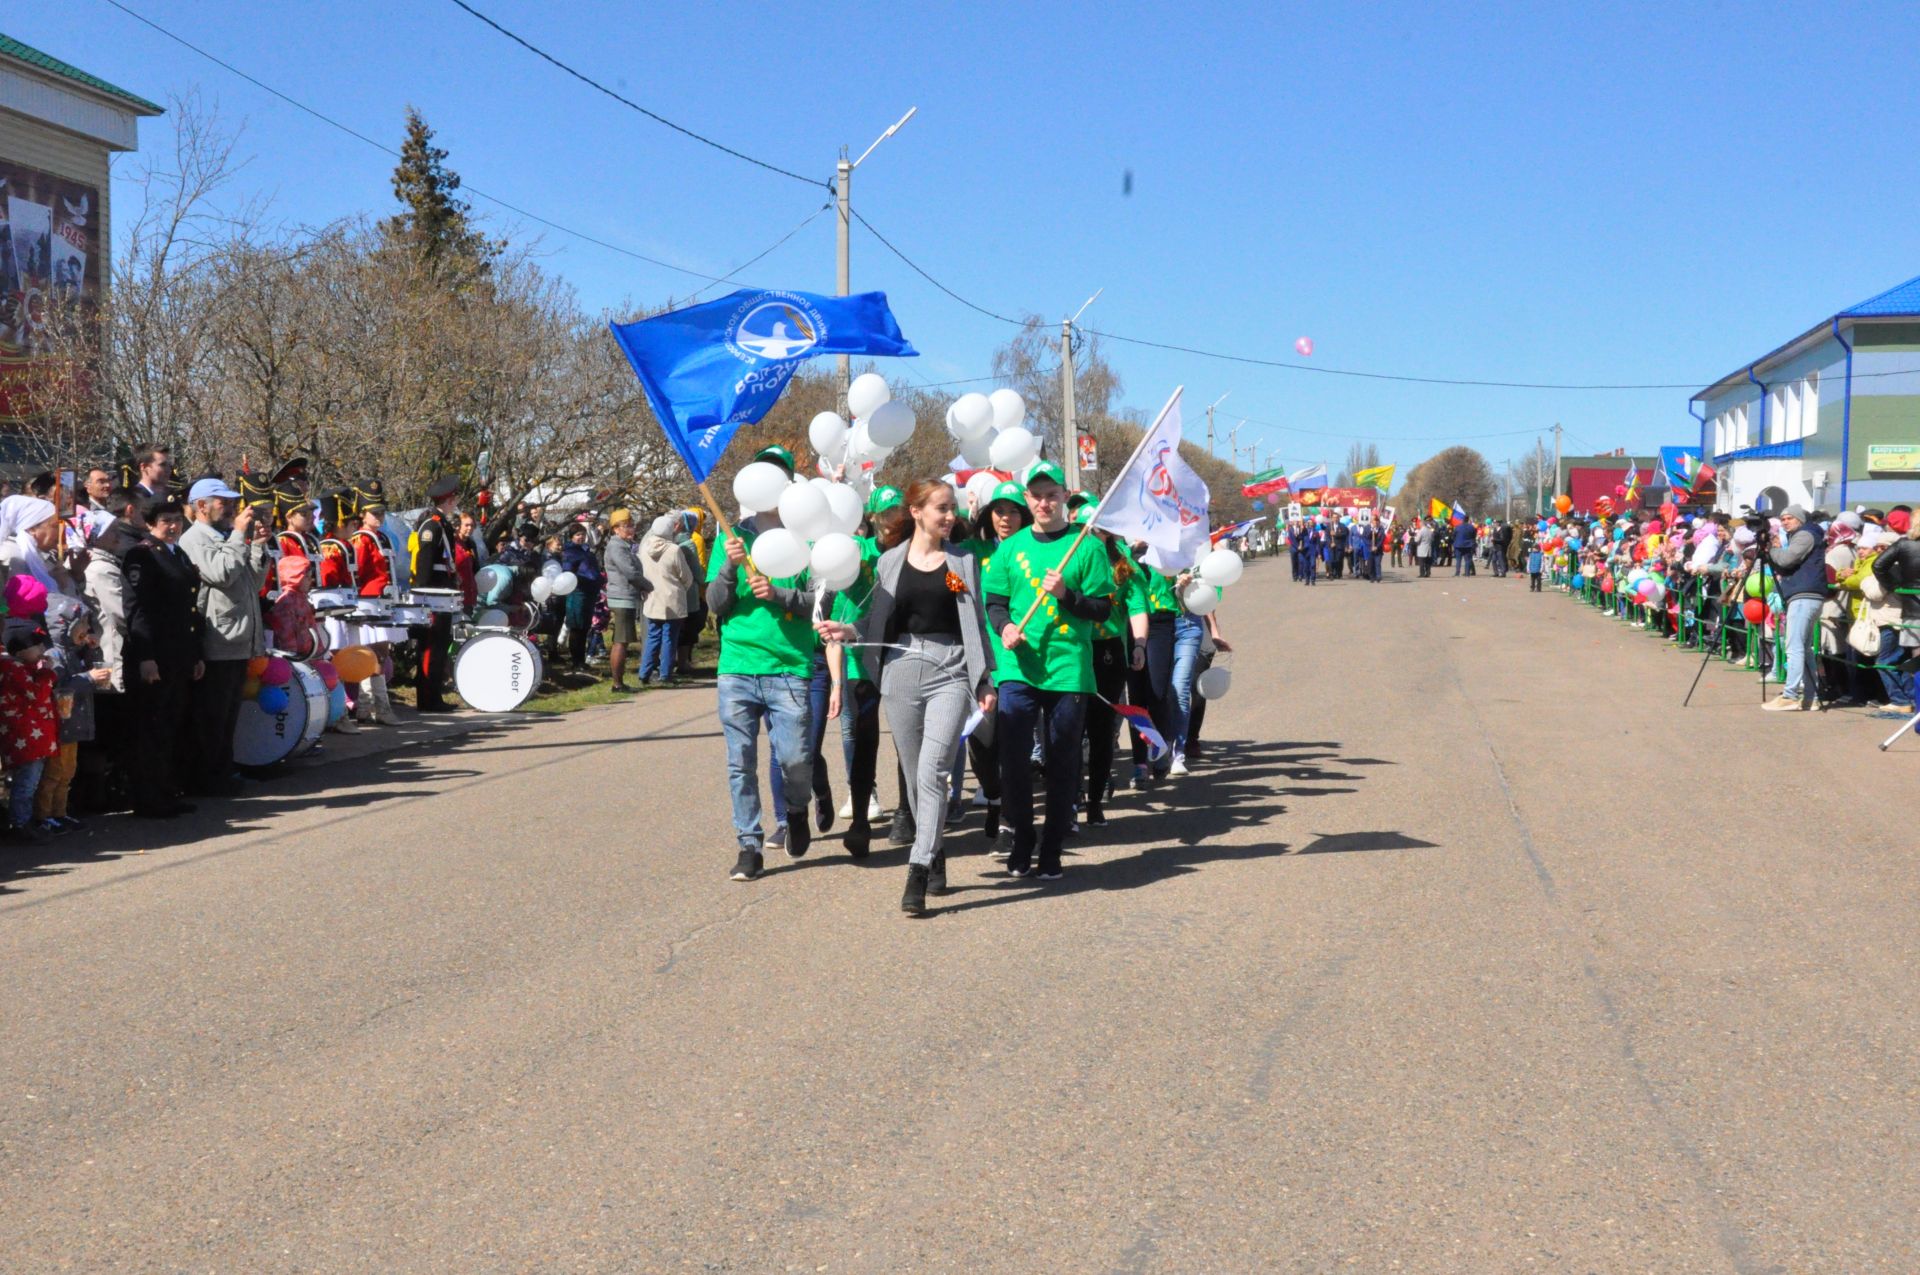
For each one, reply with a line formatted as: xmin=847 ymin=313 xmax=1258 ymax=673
xmin=1335 ymin=441 xmax=1381 ymax=488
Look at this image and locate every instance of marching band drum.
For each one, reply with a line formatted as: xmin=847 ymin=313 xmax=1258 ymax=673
xmin=233 ymin=661 xmax=330 ymax=768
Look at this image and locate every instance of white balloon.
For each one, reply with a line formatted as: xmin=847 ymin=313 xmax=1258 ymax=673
xmin=958 ymin=432 xmax=993 ymax=468
xmin=988 ymin=388 xmax=1026 ymax=432
xmin=733 ymin=461 xmax=790 ymax=513
xmin=951 ymin=392 xmax=995 ymax=439
xmin=530 ymin=576 xmax=553 ymax=603
xmin=552 ymin=570 xmax=578 ymax=597
xmin=808 ymin=411 xmax=849 ymax=456
xmin=1198 ymin=548 xmax=1245 ymax=588
xmin=777 ymin=481 xmax=833 ymax=541
xmin=989 ymin=426 xmax=1039 ymax=471
xmin=964 ymin=470 xmax=1000 ymax=510
xmin=750 ymin=527 xmax=810 ymax=578
xmin=541 ymin=560 xmax=563 ymax=579
xmin=1180 ymin=580 xmax=1219 ymax=615
xmin=847 ymin=372 xmax=891 ymax=420
xmin=867 ymin=398 xmax=916 ymax=448
xmin=823 ymin=482 xmax=864 ymax=535
xmin=809 ymin=532 xmax=862 ymax=591
xmin=944 ymin=402 xmax=961 ymax=437
xmin=1197 ymin=666 xmax=1232 ymax=700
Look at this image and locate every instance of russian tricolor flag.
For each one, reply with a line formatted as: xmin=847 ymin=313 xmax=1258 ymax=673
xmin=1111 ymin=701 xmax=1169 ymax=761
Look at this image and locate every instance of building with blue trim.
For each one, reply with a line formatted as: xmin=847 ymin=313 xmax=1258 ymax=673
xmin=1692 ymin=273 xmax=1920 ymax=514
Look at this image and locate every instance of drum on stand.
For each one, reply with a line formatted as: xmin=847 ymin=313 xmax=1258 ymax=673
xmin=410 ymin=587 xmax=466 ymax=614
xmin=454 ymin=631 xmax=543 ymax=713
xmin=309 ymin=587 xmax=359 ymax=615
xmin=233 ymin=662 xmax=330 ymax=768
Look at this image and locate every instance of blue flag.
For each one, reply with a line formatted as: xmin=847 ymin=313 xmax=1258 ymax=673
xmin=609 ymin=289 xmax=917 ymax=482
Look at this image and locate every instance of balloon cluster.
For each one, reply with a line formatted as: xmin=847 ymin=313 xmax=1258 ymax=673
xmin=531 ymin=559 xmax=579 ymax=605
xmin=806 ymin=373 xmax=922 ymax=483
xmin=1188 ymin=548 xmax=1245 ymax=702
xmin=734 ymin=455 xmax=875 ymax=592
xmin=945 ymin=388 xmax=1037 ymax=474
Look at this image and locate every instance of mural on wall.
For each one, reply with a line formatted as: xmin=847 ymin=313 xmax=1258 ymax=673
xmin=0 ymin=161 xmax=101 ymax=421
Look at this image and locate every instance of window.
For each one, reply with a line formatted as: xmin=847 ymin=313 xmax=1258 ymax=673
xmin=1714 ymin=414 xmax=1726 ymax=456
xmin=1769 ymin=386 xmax=1788 ymax=443
xmin=1736 ymin=403 xmax=1751 ymax=449
xmin=1802 ymin=371 xmax=1819 ymax=436
xmin=1784 ymin=382 xmax=1802 ymax=441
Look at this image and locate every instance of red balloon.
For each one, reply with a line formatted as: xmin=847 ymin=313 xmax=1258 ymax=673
xmin=1614 ymin=484 xmax=1628 ymax=500
xmin=1742 ymin=598 xmax=1766 ymax=624
xmin=1602 ymin=579 xmax=1616 ymax=594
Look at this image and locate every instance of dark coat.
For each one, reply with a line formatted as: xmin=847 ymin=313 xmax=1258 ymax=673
xmin=123 ymin=541 xmax=203 ymax=671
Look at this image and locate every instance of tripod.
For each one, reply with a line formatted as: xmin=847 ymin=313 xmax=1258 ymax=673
xmin=1681 ymin=543 xmax=1824 ymax=709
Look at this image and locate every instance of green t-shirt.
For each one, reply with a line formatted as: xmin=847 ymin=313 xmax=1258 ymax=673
xmin=981 ymin=526 xmax=1116 ymax=692
xmin=1096 ymin=555 xmax=1146 ymax=641
xmin=1128 ymin=563 xmax=1179 ymax=617
xmin=706 ymin=526 xmax=817 ymax=677
xmin=828 ymin=535 xmax=882 ymax=681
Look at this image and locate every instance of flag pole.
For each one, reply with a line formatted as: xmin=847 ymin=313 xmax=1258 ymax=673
xmin=1013 ymin=386 xmax=1182 ymax=636
xmin=695 ymin=479 xmax=759 ymax=576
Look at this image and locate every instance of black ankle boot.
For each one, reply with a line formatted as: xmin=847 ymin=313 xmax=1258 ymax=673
xmin=844 ymin=815 xmax=872 ymax=859
xmin=888 ymin=807 xmax=915 ymax=847
xmin=927 ymin=852 xmax=947 ymax=894
xmin=901 ymin=864 xmax=929 ymax=916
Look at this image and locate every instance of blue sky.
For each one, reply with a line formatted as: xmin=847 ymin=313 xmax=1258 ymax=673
xmin=14 ymin=0 xmax=1920 ymax=479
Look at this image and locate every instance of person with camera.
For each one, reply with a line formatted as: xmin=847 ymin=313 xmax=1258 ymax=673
xmin=1762 ymin=505 xmax=1827 ymax=712
xmin=179 ymin=477 xmax=273 ymax=792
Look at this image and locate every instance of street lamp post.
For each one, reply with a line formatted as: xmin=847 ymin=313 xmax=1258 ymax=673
xmin=1061 ymin=288 xmax=1102 ymax=490
xmin=836 ymin=106 xmax=917 ymax=411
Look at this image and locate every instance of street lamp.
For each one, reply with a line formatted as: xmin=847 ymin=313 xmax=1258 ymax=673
xmin=1061 ymin=288 xmax=1102 ymax=489
xmin=836 ymin=106 xmax=918 ymax=409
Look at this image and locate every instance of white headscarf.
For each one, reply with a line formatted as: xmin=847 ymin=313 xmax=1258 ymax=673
xmin=0 ymin=495 xmax=61 ymax=590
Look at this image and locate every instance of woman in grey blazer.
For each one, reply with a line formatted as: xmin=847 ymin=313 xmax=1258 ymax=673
xmin=816 ymin=480 xmax=996 ymax=916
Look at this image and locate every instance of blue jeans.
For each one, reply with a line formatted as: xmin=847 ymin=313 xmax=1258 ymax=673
xmin=995 ymin=681 xmax=1086 ymax=862
xmin=1781 ymin=596 xmax=1822 ymax=699
xmin=1876 ymin=627 xmax=1914 ymax=707
xmin=717 ymin=673 xmax=814 ymax=851
xmin=1170 ymin=613 xmax=1205 ymax=751
xmin=9 ymin=756 xmax=45 ymax=826
xmin=767 ymin=652 xmax=832 ymax=827
xmin=638 ymin=616 xmax=677 ymax=682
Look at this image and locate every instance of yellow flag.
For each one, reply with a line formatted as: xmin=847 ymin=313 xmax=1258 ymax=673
xmin=1429 ymin=497 xmax=1450 ymax=519
xmin=1354 ymin=464 xmax=1395 ymax=491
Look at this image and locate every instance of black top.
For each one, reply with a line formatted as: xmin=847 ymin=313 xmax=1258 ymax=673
xmin=888 ymin=556 xmax=962 ymax=640
xmin=123 ymin=541 xmax=203 ymax=670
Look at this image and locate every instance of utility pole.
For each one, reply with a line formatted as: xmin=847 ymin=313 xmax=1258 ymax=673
xmin=1205 ymin=392 xmax=1229 ymax=457
xmin=834 ymin=107 xmax=917 ymax=413
xmin=1060 ymin=289 xmax=1102 ymax=491
xmin=1551 ymin=423 xmax=1563 ymax=507
xmin=1228 ymin=422 xmax=1244 ymax=469
xmin=1535 ymin=436 xmax=1545 ymax=516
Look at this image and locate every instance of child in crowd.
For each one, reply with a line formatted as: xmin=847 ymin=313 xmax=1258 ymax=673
xmin=1 ymin=582 xmax=61 ymax=843
xmin=37 ymin=594 xmax=100 ymax=833
xmin=1526 ymin=538 xmax=1544 ymax=592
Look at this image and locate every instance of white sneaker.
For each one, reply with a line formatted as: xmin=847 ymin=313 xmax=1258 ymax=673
xmin=1168 ymin=751 xmax=1190 ymax=777
xmin=1761 ymin=694 xmax=1803 ymax=712
xmin=838 ymin=797 xmax=853 ymax=820
xmin=868 ymin=795 xmax=884 ymax=820
xmin=971 ymin=789 xmax=989 ymax=808
xmin=767 ymin=823 xmax=789 ymax=849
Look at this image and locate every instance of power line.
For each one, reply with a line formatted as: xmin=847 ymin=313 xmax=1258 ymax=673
xmin=852 ymin=208 xmax=1920 ymax=393
xmin=445 ymin=0 xmax=825 ymax=190
xmin=102 ymin=0 xmax=823 ymax=288
xmin=1221 ymin=412 xmax=1544 ymax=445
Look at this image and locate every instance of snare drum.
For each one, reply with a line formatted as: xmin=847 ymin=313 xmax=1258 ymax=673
xmin=453 ymin=631 xmax=543 ymax=713
xmin=390 ymin=603 xmax=431 ymax=626
xmin=233 ymin=663 xmax=330 ymax=767
xmin=309 ymin=587 xmax=359 ymax=614
xmin=471 ymin=601 xmax=536 ymax=631
xmin=411 ymin=587 xmax=465 ymax=614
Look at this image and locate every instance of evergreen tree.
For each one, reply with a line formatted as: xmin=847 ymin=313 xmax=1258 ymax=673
xmin=385 ymin=107 xmax=495 ymax=270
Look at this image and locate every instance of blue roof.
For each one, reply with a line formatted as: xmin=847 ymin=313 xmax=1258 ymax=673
xmin=1840 ymin=272 xmax=1920 ymax=318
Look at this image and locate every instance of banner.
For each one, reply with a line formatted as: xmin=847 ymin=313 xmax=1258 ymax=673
xmin=1093 ymin=388 xmax=1211 ymax=572
xmin=1307 ymin=486 xmax=1378 ymax=509
xmin=609 ymin=288 xmax=916 ymax=482
xmin=1077 ymin=432 xmax=1099 ymax=475
xmin=0 ymin=162 xmax=102 ymax=422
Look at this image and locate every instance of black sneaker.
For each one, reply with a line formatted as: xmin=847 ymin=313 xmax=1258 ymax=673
xmin=989 ymin=829 xmax=1014 ymax=861
xmin=843 ymin=819 xmax=872 ymax=859
xmin=1036 ymin=860 xmax=1064 ymax=881
xmin=1084 ymin=805 xmax=1107 ymax=828
xmin=814 ymin=793 xmax=835 ymax=834
xmin=888 ymin=808 xmax=915 ymax=847
xmin=609 ymin=683 xmax=639 ymax=695
xmin=944 ymin=799 xmax=965 ymax=828
xmin=785 ymin=817 xmax=811 ymax=860
xmin=927 ymin=852 xmax=947 ymax=894
xmin=901 ymin=864 xmax=929 ymax=916
xmin=730 ymin=849 xmax=764 ymax=881
xmin=1006 ymin=846 xmax=1033 ymax=877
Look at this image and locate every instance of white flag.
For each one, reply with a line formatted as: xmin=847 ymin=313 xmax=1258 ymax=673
xmin=1092 ymin=389 xmax=1211 ymax=572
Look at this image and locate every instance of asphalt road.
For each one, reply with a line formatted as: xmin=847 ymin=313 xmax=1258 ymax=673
xmin=3 ymin=556 xmax=1915 ymax=1273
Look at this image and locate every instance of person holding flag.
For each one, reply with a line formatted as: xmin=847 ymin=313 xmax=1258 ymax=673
xmin=982 ymin=461 xmax=1115 ymax=880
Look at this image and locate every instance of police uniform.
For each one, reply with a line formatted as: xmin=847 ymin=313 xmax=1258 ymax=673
xmin=411 ymin=476 xmax=461 ymax=710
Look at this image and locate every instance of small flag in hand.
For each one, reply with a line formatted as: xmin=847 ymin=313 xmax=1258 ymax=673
xmin=1110 ymin=700 xmax=1168 ymax=761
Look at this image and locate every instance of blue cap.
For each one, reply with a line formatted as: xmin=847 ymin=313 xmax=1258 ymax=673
xmin=188 ymin=477 xmax=241 ymax=502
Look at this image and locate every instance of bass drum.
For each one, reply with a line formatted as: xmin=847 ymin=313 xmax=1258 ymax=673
xmin=233 ymin=662 xmax=331 ymax=768
xmin=454 ymin=631 xmax=543 ymax=713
